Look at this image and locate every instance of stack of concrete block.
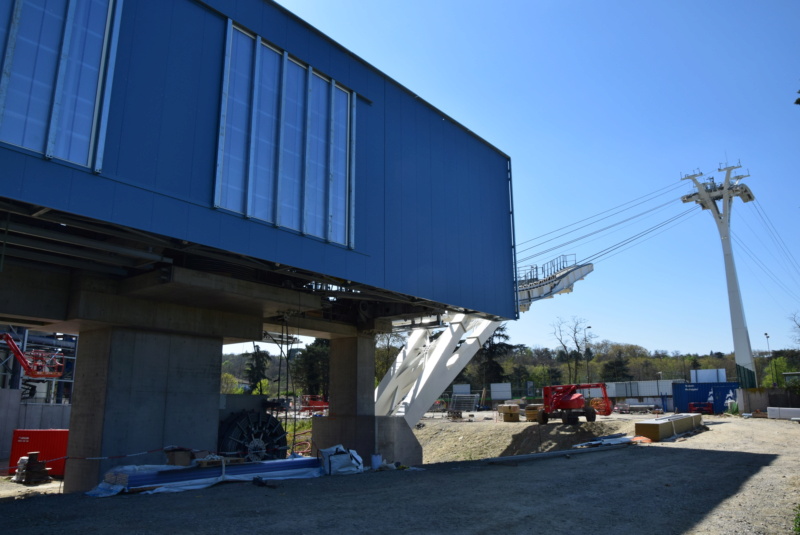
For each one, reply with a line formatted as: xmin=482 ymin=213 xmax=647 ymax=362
xmin=13 ymin=451 xmax=52 ymax=485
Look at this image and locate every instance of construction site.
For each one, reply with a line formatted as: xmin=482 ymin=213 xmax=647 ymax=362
xmin=2 ymin=0 xmax=800 ymax=532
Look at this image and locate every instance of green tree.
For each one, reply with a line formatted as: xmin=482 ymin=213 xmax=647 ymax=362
xmin=508 ymin=364 xmax=529 ymax=393
xmin=528 ymin=364 xmax=562 ymax=388
xmin=291 ymin=338 xmax=330 ymax=397
xmin=245 ymin=347 xmax=271 ymax=395
xmin=761 ymin=356 xmax=796 ymax=388
xmin=474 ymin=324 xmax=511 ymax=389
xmin=220 ymin=372 xmax=243 ymax=394
xmin=375 ymin=332 xmax=406 ymax=384
xmin=601 ymin=352 xmax=633 ymax=382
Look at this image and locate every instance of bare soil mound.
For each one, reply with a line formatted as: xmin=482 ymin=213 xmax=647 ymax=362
xmin=414 ymin=412 xmax=637 ymax=463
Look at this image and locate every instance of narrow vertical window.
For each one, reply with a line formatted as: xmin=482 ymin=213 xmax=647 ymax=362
xmin=0 ymin=0 xmax=117 ymax=167
xmin=250 ymin=44 xmax=281 ymax=222
xmin=304 ymin=74 xmax=329 ymax=238
xmin=278 ymin=60 xmax=305 ymax=231
xmin=0 ymin=0 xmax=67 ymax=153
xmin=52 ymin=0 xmax=109 ymax=163
xmin=218 ymin=29 xmax=253 ymax=214
xmin=329 ymin=86 xmax=349 ymax=244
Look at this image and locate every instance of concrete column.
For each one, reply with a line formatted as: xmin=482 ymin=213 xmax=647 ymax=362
xmin=313 ymin=334 xmax=376 ymax=459
xmin=64 ymin=328 xmax=221 ymax=492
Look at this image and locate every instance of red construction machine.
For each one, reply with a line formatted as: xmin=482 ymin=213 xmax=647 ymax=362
xmin=1 ymin=333 xmax=65 ymax=379
xmin=299 ymin=394 xmax=329 ymax=415
xmin=537 ymin=383 xmax=613 ymax=425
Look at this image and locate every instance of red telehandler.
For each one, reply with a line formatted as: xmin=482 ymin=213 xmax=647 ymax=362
xmin=537 ymin=383 xmax=613 ymax=425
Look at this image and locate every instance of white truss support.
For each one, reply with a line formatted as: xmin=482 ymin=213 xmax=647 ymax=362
xmin=375 ymin=314 xmax=468 ymax=419
xmin=374 ymin=328 xmax=428 ymax=417
xmin=374 ymin=313 xmax=503 ymax=427
xmin=400 ymin=317 xmax=501 ymax=427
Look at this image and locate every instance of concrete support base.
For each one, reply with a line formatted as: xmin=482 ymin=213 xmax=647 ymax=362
xmin=64 ymin=328 xmax=221 ymax=492
xmin=313 ymin=416 xmax=423 ymax=467
xmin=376 ymin=416 xmax=422 ymax=466
xmin=312 ymin=335 xmax=377 ymax=460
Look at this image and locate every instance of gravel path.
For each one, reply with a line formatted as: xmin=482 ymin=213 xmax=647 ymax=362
xmin=1 ymin=413 xmax=798 ymax=534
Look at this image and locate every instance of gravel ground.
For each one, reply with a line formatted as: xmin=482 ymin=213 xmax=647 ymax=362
xmin=1 ymin=413 xmax=798 ymax=534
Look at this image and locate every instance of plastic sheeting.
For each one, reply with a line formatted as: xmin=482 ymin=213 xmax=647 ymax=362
xmin=87 ymin=456 xmax=321 ymax=497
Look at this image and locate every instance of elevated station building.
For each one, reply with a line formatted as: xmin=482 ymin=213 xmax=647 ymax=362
xmin=0 ymin=0 xmax=516 ymax=491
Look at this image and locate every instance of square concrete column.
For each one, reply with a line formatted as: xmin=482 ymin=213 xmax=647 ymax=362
xmin=64 ymin=328 xmax=221 ymax=492
xmin=313 ymin=334 xmax=376 ymax=459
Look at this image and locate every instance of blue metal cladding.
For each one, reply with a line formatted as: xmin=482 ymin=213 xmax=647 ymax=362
xmin=0 ymin=0 xmax=517 ymax=320
xmin=672 ymin=382 xmax=740 ymax=413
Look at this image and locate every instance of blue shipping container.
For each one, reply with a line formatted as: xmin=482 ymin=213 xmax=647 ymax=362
xmin=672 ymin=382 xmax=740 ymax=414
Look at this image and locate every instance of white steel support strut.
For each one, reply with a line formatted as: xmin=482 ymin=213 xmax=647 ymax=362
xmin=681 ymin=164 xmax=757 ymax=388
xmin=376 ymin=255 xmax=594 ymax=428
xmin=375 ymin=314 xmax=502 ymax=428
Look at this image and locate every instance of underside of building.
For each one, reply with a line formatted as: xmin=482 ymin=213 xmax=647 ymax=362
xmin=0 ymin=0 xmax=516 ymax=491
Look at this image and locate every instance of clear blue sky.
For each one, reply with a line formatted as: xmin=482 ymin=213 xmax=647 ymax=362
xmin=262 ymin=0 xmax=800 ymax=356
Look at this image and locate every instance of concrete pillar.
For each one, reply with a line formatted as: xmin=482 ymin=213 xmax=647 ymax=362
xmin=64 ymin=327 xmax=221 ymax=492
xmin=376 ymin=416 xmax=423 ymax=467
xmin=313 ymin=334 xmax=376 ymax=459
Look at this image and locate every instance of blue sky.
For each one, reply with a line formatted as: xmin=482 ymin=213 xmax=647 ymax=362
xmin=262 ymin=0 xmax=800 ymax=356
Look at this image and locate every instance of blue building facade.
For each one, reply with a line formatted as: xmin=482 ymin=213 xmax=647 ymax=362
xmin=0 ymin=0 xmax=516 ymax=320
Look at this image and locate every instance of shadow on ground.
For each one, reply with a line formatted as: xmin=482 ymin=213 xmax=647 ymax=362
xmin=0 ymin=445 xmax=777 ymax=534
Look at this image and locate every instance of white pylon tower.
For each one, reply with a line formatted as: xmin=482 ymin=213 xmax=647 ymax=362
xmin=681 ymin=163 xmax=757 ymax=388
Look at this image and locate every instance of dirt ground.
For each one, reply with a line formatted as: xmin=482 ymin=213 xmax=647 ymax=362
xmin=1 ymin=412 xmax=799 ymax=534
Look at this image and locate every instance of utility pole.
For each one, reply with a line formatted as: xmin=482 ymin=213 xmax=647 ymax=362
xmin=765 ymin=332 xmax=776 ymax=387
xmin=681 ymin=164 xmax=757 ymax=388
xmin=584 ymin=325 xmax=592 ymax=382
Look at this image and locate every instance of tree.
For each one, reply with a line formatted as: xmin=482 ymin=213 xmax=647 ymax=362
xmin=221 ymin=352 xmax=248 ymax=379
xmin=761 ymin=356 xmax=792 ymax=388
xmin=375 ymin=332 xmax=406 ymax=384
xmin=792 ymin=312 xmax=800 ymax=345
xmin=601 ymin=352 xmax=633 ymax=382
xmin=530 ymin=346 xmax=555 ymax=365
xmin=473 ymin=324 xmax=511 ymax=390
xmin=245 ymin=347 xmax=271 ymax=395
xmin=291 ymin=339 xmax=330 ymax=397
xmin=552 ymin=316 xmax=591 ymax=383
xmin=773 ymin=348 xmax=800 ymax=370
xmin=220 ymin=372 xmax=243 ymax=394
xmin=508 ymin=364 xmax=529 ymax=393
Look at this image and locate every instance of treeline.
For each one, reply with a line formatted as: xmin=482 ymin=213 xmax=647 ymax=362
xmin=221 ymin=324 xmax=800 ymax=397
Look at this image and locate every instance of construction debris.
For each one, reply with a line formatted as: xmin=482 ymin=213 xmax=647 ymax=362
xmin=12 ymin=452 xmax=52 ymax=485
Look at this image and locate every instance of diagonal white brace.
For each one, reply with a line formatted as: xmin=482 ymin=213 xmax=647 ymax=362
xmin=373 ymin=314 xmax=502 ymax=427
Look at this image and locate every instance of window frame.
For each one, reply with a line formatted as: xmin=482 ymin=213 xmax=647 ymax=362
xmin=215 ymin=21 xmax=356 ymax=249
xmin=0 ymin=0 xmax=123 ymax=171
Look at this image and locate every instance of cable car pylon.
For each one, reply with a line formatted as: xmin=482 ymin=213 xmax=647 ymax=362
xmin=681 ymin=163 xmax=758 ymax=388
